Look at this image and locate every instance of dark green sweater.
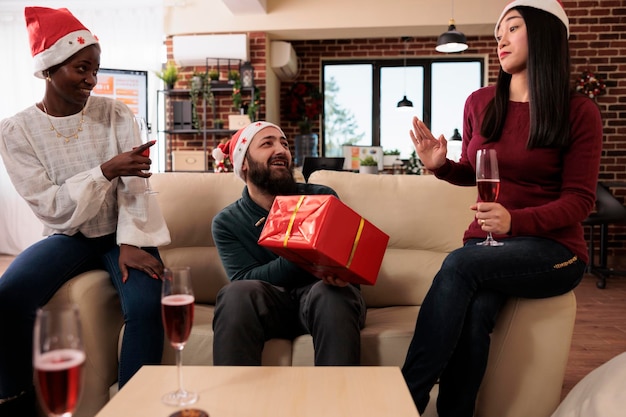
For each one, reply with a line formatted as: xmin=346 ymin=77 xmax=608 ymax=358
xmin=212 ymin=183 xmax=337 ymax=289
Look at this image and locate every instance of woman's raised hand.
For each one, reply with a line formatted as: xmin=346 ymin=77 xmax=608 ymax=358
xmin=409 ymin=116 xmax=448 ymax=171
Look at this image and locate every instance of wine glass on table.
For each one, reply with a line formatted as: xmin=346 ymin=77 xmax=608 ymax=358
xmin=33 ymin=304 xmax=85 ymax=417
xmin=476 ymin=148 xmax=504 ymax=246
xmin=133 ymin=116 xmax=158 ymax=195
xmin=161 ymin=266 xmax=198 ymax=406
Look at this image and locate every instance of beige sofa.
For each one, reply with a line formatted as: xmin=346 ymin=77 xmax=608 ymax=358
xmin=47 ymin=170 xmax=577 ymax=417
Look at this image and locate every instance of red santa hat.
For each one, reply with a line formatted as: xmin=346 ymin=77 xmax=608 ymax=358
xmin=212 ymin=121 xmax=285 ymax=181
xmin=25 ymin=7 xmax=99 ymax=79
xmin=495 ymin=0 xmax=569 ymax=39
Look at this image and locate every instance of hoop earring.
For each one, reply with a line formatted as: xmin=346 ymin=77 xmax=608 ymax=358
xmin=44 ymin=72 xmax=51 ymax=82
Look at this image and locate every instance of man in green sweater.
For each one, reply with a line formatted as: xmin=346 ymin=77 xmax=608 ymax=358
xmin=211 ymin=121 xmax=366 ymax=365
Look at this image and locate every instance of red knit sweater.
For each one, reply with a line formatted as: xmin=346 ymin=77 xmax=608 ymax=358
xmin=433 ymin=86 xmax=603 ymax=263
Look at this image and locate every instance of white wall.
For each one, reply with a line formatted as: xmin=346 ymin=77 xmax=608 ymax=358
xmin=0 ymin=0 xmax=165 ymax=255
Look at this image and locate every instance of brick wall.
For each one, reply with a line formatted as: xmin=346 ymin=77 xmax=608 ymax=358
xmin=166 ymin=0 xmax=626 ymax=265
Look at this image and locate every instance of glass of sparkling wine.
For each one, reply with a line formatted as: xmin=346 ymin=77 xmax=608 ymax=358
xmin=133 ymin=116 xmax=158 ymax=195
xmin=33 ymin=304 xmax=85 ymax=417
xmin=476 ymin=148 xmax=503 ymax=246
xmin=161 ymin=266 xmax=198 ymax=406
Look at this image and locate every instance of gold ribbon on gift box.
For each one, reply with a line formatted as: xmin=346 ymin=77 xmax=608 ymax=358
xmin=283 ymin=195 xmax=307 ymax=247
xmin=346 ymin=218 xmax=364 ymax=268
xmin=282 ymin=195 xmax=365 ymax=269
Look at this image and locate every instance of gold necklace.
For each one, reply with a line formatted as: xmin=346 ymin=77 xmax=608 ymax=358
xmin=41 ymin=102 xmax=86 ymax=143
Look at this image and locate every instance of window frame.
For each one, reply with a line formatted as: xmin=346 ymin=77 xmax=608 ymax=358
xmin=321 ymin=56 xmax=486 ymax=155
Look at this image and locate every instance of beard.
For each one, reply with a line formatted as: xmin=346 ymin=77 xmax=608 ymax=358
xmin=246 ymin=155 xmax=298 ymax=195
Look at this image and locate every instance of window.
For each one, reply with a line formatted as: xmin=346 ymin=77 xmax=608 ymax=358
xmin=322 ymin=58 xmax=484 ymax=160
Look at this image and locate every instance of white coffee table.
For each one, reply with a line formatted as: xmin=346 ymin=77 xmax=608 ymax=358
xmin=95 ymin=366 xmax=420 ymax=417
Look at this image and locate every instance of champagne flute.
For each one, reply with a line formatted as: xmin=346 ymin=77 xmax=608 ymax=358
xmin=161 ymin=266 xmax=198 ymax=406
xmin=33 ymin=304 xmax=85 ymax=417
xmin=133 ymin=116 xmax=158 ymax=195
xmin=476 ymin=148 xmax=504 ymax=246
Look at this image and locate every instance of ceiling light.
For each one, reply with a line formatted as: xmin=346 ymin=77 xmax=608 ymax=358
xmin=436 ymin=1 xmax=468 ymax=53
xmin=397 ymin=37 xmax=413 ymax=110
xmin=397 ymin=95 xmax=414 ymax=108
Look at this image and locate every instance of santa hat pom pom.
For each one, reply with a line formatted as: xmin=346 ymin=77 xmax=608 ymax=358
xmin=212 ymin=146 xmax=225 ymax=161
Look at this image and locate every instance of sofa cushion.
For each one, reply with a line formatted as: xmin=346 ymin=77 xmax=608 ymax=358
xmin=151 ymin=172 xmax=244 ymax=250
xmin=363 ymin=248 xmax=446 ymax=307
xmin=308 ymin=171 xmax=476 ymax=253
xmin=151 ymin=172 xmax=243 ymax=304
xmin=159 ymin=246 xmax=228 ymax=304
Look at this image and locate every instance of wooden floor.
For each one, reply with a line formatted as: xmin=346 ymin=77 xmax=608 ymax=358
xmin=561 ymin=272 xmax=626 ymax=399
xmin=1 ymin=254 xmax=624 ymax=401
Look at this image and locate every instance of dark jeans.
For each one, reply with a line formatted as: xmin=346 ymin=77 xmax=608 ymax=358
xmin=401 ymin=237 xmax=585 ymax=417
xmin=213 ymin=280 xmax=367 ymax=365
xmin=0 ymin=233 xmax=164 ymax=401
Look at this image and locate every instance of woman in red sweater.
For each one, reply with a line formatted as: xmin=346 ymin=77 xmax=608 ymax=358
xmin=401 ymin=1 xmax=603 ymax=416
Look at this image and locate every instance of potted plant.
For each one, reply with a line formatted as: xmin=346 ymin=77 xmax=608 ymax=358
xmin=383 ymin=149 xmax=401 ymax=167
xmin=189 ymin=72 xmax=212 ymax=130
xmin=359 ymin=155 xmax=379 ymax=174
xmin=228 ymin=69 xmax=240 ymax=84
xmin=155 ymin=61 xmax=179 ymax=90
xmin=208 ymin=68 xmax=219 ymax=83
xmin=214 ymin=118 xmax=224 ymax=129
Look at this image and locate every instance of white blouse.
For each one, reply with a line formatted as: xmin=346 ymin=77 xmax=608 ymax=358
xmin=0 ymin=96 xmax=170 ymax=248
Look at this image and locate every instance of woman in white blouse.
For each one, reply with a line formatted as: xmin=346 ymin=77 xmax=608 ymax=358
xmin=0 ymin=7 xmax=170 ymax=415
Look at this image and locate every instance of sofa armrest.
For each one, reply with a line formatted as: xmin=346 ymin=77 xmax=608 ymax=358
xmin=45 ymin=270 xmax=123 ymax=417
xmin=477 ymin=292 xmax=577 ymax=417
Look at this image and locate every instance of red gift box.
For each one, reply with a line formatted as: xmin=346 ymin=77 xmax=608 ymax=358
xmin=258 ymin=195 xmax=389 ymax=285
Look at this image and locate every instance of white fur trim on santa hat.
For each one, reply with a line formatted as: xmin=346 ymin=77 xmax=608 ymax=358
xmin=212 ymin=147 xmax=225 ymax=162
xmin=229 ymin=121 xmax=285 ymax=181
xmin=494 ymin=0 xmax=569 ymax=39
xmin=25 ymin=7 xmax=99 ymax=78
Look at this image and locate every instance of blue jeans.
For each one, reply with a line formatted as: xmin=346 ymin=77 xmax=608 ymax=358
xmin=0 ymin=233 xmax=164 ymax=400
xmin=401 ymin=237 xmax=585 ymax=417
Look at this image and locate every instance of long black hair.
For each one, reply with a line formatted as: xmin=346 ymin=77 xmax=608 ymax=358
xmin=481 ymin=6 xmax=571 ymax=148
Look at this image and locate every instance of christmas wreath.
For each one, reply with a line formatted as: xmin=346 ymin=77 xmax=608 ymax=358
xmin=575 ymin=70 xmax=606 ymax=99
xmin=285 ymin=81 xmax=323 ymax=134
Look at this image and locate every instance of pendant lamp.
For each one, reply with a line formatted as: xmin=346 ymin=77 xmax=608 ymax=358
xmin=397 ymin=37 xmax=413 ymax=110
xmin=436 ymin=0 xmax=468 ymax=53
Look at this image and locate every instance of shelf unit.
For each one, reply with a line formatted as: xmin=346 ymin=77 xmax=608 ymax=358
xmin=156 ymin=83 xmax=254 ymax=172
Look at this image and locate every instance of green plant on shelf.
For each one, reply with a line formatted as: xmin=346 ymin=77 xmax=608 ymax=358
xmin=228 ymin=69 xmax=240 ymax=84
xmin=155 ymin=61 xmax=179 ymax=89
xmin=360 ymin=155 xmax=378 ymax=166
xmin=232 ymin=80 xmax=260 ymax=122
xmin=208 ymin=68 xmax=219 ymax=82
xmin=189 ymin=71 xmax=213 ymax=130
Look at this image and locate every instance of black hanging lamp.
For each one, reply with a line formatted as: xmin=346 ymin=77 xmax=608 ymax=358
xmin=397 ymin=95 xmax=413 ymax=108
xmin=436 ymin=0 xmax=468 ymax=53
xmin=397 ymin=37 xmax=414 ymax=110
